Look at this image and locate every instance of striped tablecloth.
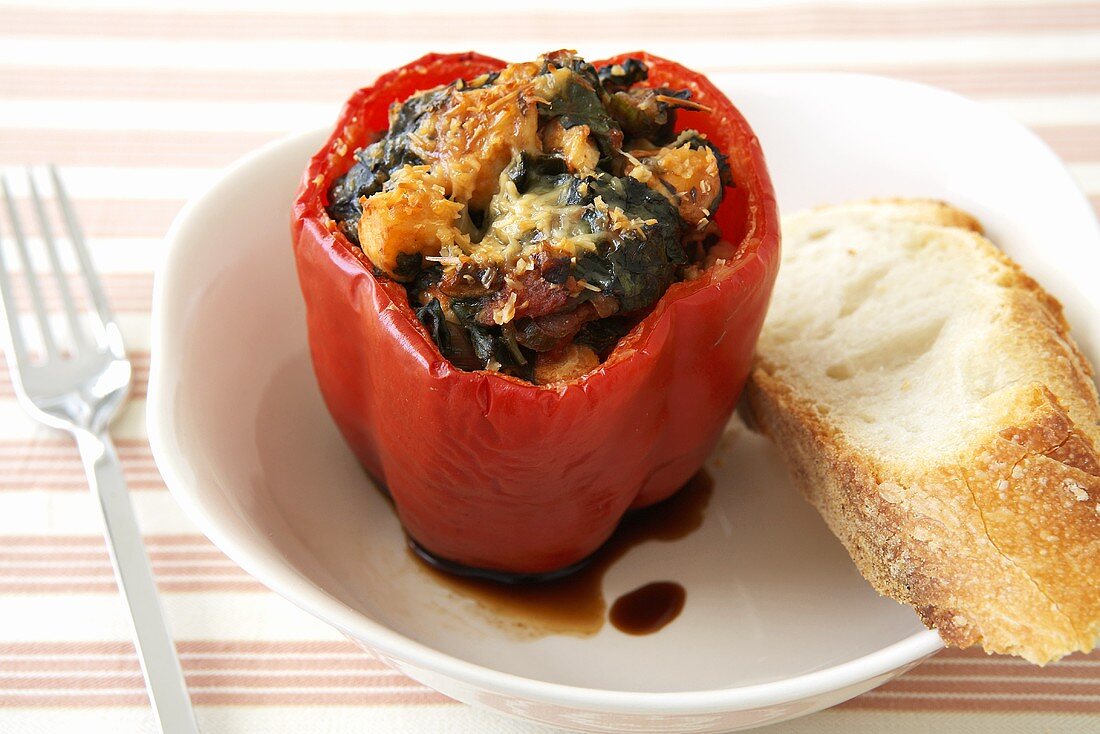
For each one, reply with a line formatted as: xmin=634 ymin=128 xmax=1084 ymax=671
xmin=1 ymin=1 xmax=1098 ymax=732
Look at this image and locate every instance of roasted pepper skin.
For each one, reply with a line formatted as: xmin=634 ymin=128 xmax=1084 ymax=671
xmin=291 ymin=52 xmax=780 ymax=574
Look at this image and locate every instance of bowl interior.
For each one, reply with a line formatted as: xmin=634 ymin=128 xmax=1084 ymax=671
xmin=150 ymin=73 xmax=1100 ymax=697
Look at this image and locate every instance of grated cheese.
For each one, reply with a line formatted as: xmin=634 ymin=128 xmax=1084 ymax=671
xmin=474 ymin=177 xmax=602 ymax=270
xmin=492 ymin=292 xmax=519 ymax=325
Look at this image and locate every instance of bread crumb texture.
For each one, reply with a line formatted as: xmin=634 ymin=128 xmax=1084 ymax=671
xmin=748 ymin=199 xmax=1100 ymax=664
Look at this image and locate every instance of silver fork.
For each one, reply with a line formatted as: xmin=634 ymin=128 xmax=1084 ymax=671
xmin=0 ymin=167 xmax=199 ymax=734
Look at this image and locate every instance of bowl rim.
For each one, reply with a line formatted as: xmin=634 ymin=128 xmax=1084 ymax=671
xmin=147 ymin=68 xmax=1100 ymax=714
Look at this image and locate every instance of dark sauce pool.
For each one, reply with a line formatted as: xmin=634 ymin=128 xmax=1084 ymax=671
xmin=409 ymin=471 xmax=713 ymax=636
xmin=609 ymin=581 xmax=686 ymax=635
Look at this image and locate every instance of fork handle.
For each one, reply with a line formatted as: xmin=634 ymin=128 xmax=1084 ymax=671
xmin=76 ymin=429 xmax=200 ymax=734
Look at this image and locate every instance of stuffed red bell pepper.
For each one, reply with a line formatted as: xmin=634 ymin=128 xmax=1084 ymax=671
xmin=291 ymin=50 xmax=779 ymax=576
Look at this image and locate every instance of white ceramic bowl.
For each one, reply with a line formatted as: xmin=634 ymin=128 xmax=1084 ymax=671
xmin=148 ymin=73 xmax=1100 ymax=732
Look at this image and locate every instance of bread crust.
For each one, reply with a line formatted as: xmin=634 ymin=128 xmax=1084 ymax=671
xmin=748 ymin=199 xmax=1100 ymax=664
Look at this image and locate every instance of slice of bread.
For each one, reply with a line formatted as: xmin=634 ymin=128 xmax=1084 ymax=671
xmin=746 ymin=199 xmax=1100 ymax=664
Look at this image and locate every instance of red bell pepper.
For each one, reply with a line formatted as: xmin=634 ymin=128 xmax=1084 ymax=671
xmin=291 ymin=52 xmax=780 ymax=575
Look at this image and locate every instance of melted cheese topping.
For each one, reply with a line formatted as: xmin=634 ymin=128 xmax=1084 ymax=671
xmin=627 ymin=142 xmax=721 ymax=226
xmin=357 ymin=165 xmax=469 ymax=278
xmin=542 ymin=119 xmax=600 ymax=174
xmin=353 ymin=56 xmax=723 ymax=293
xmin=433 ymin=171 xmax=655 ymax=284
xmin=334 ymin=52 xmax=743 ymax=383
xmin=449 ymin=175 xmax=601 ymax=272
xmin=410 ymin=63 xmax=543 ymax=210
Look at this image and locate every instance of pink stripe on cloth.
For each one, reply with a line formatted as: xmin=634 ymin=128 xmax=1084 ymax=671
xmin=0 ymin=639 xmax=1096 ymax=710
xmin=0 ymin=549 xmax=223 ymax=561
xmin=0 ymin=564 xmax=245 ymax=579
xmin=4 ymin=62 xmax=1100 ymax=102
xmin=912 ymin=660 xmax=1100 ymax=678
xmin=0 ymin=580 xmax=266 ymax=593
xmin=0 ymin=641 xmax=363 ymax=654
xmin=0 ymin=533 xmax=212 ymax=548
xmin=880 ymin=677 xmax=1100 ymax=696
xmin=841 ymin=693 xmax=1100 ymax=714
xmin=0 ymin=533 xmax=266 ymax=594
xmin=0 ymin=690 xmax=454 ymax=707
xmin=0 ymin=437 xmax=163 ymax=492
xmin=1 ymin=271 xmax=152 ymax=312
xmin=3 ymin=198 xmax=185 ymax=240
xmin=0 ymin=353 xmax=149 ymax=401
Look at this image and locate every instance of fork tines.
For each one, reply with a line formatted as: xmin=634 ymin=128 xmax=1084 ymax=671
xmin=0 ymin=166 xmax=115 ymax=367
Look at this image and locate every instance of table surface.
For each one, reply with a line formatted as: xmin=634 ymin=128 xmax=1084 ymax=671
xmin=1 ymin=0 xmax=1098 ymax=732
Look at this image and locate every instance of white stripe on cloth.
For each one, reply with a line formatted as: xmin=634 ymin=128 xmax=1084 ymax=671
xmin=0 ymin=595 xmax=344 ymax=642
xmin=0 ymin=488 xmax=197 ymax=534
xmin=0 ymin=168 xmax=223 ymax=201
xmin=0 ymin=401 xmax=145 ymax=440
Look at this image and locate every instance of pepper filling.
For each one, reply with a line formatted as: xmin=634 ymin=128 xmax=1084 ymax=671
xmin=327 ymin=51 xmax=736 ymax=384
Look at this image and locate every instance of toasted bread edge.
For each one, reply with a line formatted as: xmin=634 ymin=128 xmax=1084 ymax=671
xmin=747 ymin=199 xmax=1100 ymax=663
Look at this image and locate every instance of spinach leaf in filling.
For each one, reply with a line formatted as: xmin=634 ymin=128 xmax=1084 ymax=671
xmin=567 ymin=174 xmax=686 ymax=313
xmin=326 ymin=86 xmax=452 ymax=243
